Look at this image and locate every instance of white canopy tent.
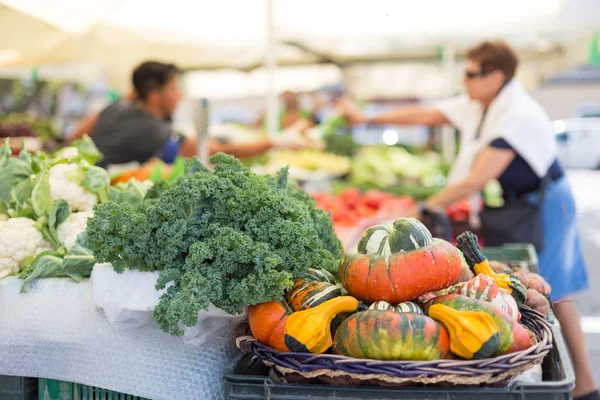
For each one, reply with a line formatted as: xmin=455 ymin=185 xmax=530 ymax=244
xmin=2 ymin=0 xmax=599 ymax=91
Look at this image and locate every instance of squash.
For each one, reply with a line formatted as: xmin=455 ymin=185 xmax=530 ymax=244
xmin=304 ymin=268 xmax=337 ymax=285
xmin=357 ymin=218 xmax=433 ymax=256
xmin=284 ymin=296 xmax=359 ymax=354
xmin=369 ymin=300 xmax=423 ymax=314
xmin=248 ymin=301 xmax=292 ymax=352
xmin=456 ymin=232 xmax=527 ymax=307
xmin=458 ymin=275 xmax=499 ymax=302
xmin=395 ymin=301 xmax=424 ymax=314
xmin=339 ymin=238 xmax=462 ymax=303
xmin=333 ymin=310 xmax=450 ymax=361
xmin=286 ymin=280 xmax=342 ymax=311
xmin=425 ymin=294 xmax=531 ymax=355
xmin=369 ymin=300 xmax=393 ymax=311
xmin=428 ymin=304 xmax=500 ymax=359
xmin=492 ymin=292 xmax=521 ymax=321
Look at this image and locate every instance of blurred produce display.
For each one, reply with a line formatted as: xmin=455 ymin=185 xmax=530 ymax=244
xmin=254 ymin=149 xmax=351 ymax=181
xmin=312 ymin=188 xmax=415 ymax=228
xmin=351 ymin=146 xmax=447 ymax=187
xmin=0 ymin=113 xmax=60 ymax=141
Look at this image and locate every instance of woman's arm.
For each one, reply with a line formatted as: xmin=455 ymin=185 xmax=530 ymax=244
xmin=424 ymin=147 xmax=516 ymax=210
xmin=69 ymin=113 xmax=99 ymax=142
xmin=337 ymin=98 xmax=450 ymax=127
xmin=371 ymin=107 xmax=450 ymax=127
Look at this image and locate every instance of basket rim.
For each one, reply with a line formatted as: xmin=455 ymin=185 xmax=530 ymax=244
xmin=237 ymin=306 xmax=552 ymax=383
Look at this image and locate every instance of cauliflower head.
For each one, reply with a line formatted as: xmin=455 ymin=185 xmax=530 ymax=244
xmin=0 ymin=217 xmax=51 ymax=278
xmin=57 ymin=210 xmax=93 ymax=251
xmin=49 ymin=164 xmax=98 ymax=211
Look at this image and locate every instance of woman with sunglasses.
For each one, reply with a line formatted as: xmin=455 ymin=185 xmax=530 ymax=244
xmin=339 ymin=40 xmax=596 ymax=400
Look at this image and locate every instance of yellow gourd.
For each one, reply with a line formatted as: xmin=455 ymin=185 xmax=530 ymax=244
xmin=284 ymin=296 xmax=359 ymax=354
xmin=428 ymin=304 xmax=500 ymax=359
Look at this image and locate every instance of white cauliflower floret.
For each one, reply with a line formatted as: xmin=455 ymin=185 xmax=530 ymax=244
xmin=57 ymin=210 xmax=93 ymax=251
xmin=53 ymin=146 xmax=80 ymax=162
xmin=0 ymin=217 xmax=51 ymax=278
xmin=49 ymin=164 xmax=98 ymax=211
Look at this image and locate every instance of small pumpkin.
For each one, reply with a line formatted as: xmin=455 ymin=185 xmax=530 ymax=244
xmin=458 ymin=275 xmax=499 ymax=302
xmin=428 ymin=304 xmax=500 ymax=359
xmin=248 ymin=301 xmax=292 ymax=352
xmin=284 ymin=296 xmax=359 ymax=354
xmin=425 ymin=294 xmax=531 ymax=356
xmin=456 ymin=232 xmax=527 ymax=307
xmin=357 ymin=217 xmax=433 ymax=256
xmin=369 ymin=300 xmax=423 ymax=314
xmin=304 ymin=268 xmax=337 ymax=285
xmin=286 ymin=280 xmax=342 ymax=312
xmin=340 ymin=238 xmax=462 ymax=304
xmin=333 ymin=310 xmax=450 ymax=361
xmin=491 ymin=292 xmax=521 ymax=321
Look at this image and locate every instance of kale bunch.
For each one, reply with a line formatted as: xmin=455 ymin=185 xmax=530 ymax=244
xmin=86 ymin=153 xmax=342 ymax=335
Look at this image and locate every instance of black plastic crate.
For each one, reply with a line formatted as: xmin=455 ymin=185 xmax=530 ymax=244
xmin=224 ymin=322 xmax=574 ymax=400
xmin=0 ymin=376 xmax=37 ymax=400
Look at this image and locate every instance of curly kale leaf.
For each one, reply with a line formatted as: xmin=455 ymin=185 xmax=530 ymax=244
xmin=86 ymin=153 xmax=342 ymax=335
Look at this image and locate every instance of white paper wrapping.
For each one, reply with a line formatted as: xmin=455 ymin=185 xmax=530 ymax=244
xmin=0 ymin=275 xmax=242 ymax=400
xmin=90 ymin=265 xmax=248 ymax=345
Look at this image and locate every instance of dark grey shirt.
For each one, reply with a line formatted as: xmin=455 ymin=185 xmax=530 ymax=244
xmin=92 ymin=102 xmax=172 ymax=168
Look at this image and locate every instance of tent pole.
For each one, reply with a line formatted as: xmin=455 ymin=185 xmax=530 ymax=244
xmin=265 ymin=0 xmax=278 ymax=138
xmin=441 ymin=42 xmax=456 ymax=164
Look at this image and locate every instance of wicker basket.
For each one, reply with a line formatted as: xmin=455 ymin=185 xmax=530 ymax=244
xmin=236 ymin=307 xmax=552 ymax=387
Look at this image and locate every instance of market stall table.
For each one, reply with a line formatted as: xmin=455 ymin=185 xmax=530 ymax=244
xmin=0 ymin=277 xmax=239 ymax=400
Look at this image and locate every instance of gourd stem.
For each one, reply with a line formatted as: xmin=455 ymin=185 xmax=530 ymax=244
xmin=455 ymin=232 xmax=486 ymax=270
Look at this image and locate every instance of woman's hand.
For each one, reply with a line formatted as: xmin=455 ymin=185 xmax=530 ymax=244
xmin=336 ymin=98 xmax=367 ymax=125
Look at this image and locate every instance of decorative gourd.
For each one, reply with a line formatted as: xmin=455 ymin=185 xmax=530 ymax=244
xmin=369 ymin=300 xmax=393 ymax=311
xmin=369 ymin=300 xmax=423 ymax=314
xmin=340 ymin=238 xmax=462 ymax=303
xmin=303 ymin=268 xmax=337 ymax=285
xmin=395 ymin=301 xmax=424 ymax=314
xmin=248 ymin=301 xmax=292 ymax=352
xmin=357 ymin=217 xmax=433 ymax=256
xmin=286 ymin=280 xmax=342 ymax=311
xmin=492 ymin=292 xmax=521 ymax=321
xmin=333 ymin=310 xmax=450 ymax=361
xmin=458 ymin=275 xmax=499 ymax=302
xmin=425 ymin=294 xmax=532 ymax=355
xmin=428 ymin=304 xmax=500 ymax=359
xmin=284 ymin=296 xmax=359 ymax=354
xmin=456 ymin=232 xmax=527 ymax=307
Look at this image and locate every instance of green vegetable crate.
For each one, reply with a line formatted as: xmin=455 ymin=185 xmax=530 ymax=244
xmin=0 ymin=377 xmax=150 ymax=400
xmin=0 ymin=375 xmax=37 ymax=400
xmin=37 ymin=379 xmax=150 ymax=400
xmin=224 ymin=321 xmax=574 ymax=400
xmin=482 ymin=243 xmax=540 ymax=274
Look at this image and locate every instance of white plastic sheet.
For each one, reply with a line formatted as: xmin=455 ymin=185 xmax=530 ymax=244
xmin=90 ymin=264 xmax=248 ymax=345
xmin=0 ymin=275 xmax=241 ymax=400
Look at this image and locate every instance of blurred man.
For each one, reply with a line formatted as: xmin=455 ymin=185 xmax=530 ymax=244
xmin=71 ymin=61 xmax=299 ymax=168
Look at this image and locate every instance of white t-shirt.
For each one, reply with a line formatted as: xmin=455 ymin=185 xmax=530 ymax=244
xmin=434 ymin=80 xmax=558 ymax=182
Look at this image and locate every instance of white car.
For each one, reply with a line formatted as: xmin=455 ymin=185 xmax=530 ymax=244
xmin=554 ymin=118 xmax=600 ymax=170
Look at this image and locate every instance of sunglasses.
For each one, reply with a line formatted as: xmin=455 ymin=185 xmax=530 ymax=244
xmin=464 ymin=70 xmax=490 ymax=79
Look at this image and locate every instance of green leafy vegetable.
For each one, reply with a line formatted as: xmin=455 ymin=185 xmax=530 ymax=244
xmin=31 ymin=170 xmax=52 ymax=218
xmin=19 ymin=248 xmax=66 ymax=292
xmin=149 ymin=162 xmax=164 ymax=183
xmin=86 ymin=153 xmax=343 ymax=336
xmin=0 ymin=139 xmax=33 ymax=205
xmin=72 ymin=134 xmax=103 ymax=165
xmin=167 ymin=156 xmax=186 ymax=184
xmin=107 ymin=180 xmax=152 ymax=206
xmin=19 ymin=233 xmax=95 ymax=292
xmin=35 ymin=200 xmax=71 ymax=249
